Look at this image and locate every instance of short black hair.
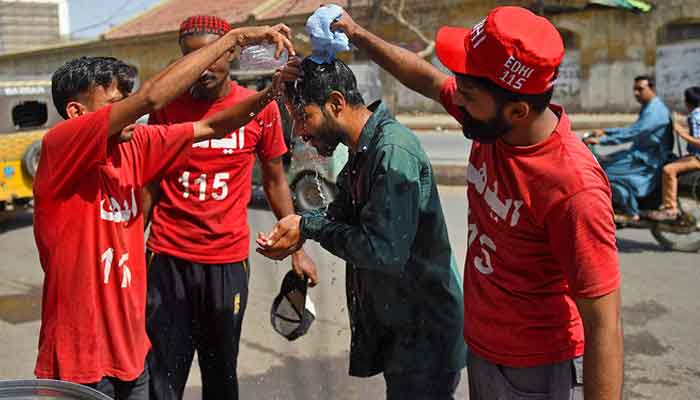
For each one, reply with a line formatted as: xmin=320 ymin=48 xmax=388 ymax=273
xmin=461 ymin=74 xmax=554 ymax=114
xmin=287 ymin=58 xmax=364 ymax=108
xmin=634 ymin=75 xmax=655 ymax=89
xmin=685 ymin=86 xmax=700 ymax=108
xmin=51 ymin=56 xmax=137 ymax=119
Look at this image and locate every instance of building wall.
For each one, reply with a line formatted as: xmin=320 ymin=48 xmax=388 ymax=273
xmin=370 ymin=0 xmax=700 ymax=113
xmin=0 ymin=1 xmax=63 ymax=54
xmin=0 ymin=0 xmax=698 ymax=114
xmin=546 ymin=0 xmax=700 ymax=112
xmin=0 ymin=33 xmax=181 ymax=83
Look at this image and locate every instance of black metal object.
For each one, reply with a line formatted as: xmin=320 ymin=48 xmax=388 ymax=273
xmin=0 ymin=379 xmax=111 ymax=399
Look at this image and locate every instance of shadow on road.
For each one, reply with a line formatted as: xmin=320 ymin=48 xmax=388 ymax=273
xmin=183 ymin=352 xmax=386 ymax=400
xmin=0 ymin=210 xmax=33 ymax=234
xmin=615 ymin=237 xmax=662 ymax=253
xmin=182 ymin=340 xmax=469 ymax=400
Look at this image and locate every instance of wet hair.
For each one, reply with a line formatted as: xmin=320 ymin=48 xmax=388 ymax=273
xmin=286 ymin=58 xmax=364 ymax=108
xmin=634 ymin=75 xmax=655 ymax=89
xmin=459 ymin=73 xmax=554 ymax=114
xmin=685 ymin=86 xmax=700 ymax=108
xmin=51 ymin=56 xmax=137 ymax=119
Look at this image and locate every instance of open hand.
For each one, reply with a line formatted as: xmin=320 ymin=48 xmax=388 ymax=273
xmin=234 ymin=24 xmax=295 ymax=58
xmin=256 ymin=215 xmax=303 ymax=260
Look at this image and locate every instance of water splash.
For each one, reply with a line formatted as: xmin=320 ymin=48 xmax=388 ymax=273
xmin=307 ymin=154 xmax=330 ymax=211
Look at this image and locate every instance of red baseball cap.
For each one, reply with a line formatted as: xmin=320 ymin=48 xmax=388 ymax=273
xmin=436 ymin=6 xmax=564 ymax=95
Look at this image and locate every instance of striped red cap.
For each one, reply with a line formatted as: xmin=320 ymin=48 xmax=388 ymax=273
xmin=179 ymin=15 xmax=231 ymax=39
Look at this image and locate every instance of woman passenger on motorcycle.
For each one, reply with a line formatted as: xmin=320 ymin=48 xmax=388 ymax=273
xmin=647 ymin=86 xmax=700 ymax=221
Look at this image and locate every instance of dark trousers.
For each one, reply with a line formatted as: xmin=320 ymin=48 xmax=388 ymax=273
xmin=384 ymin=370 xmax=461 ymax=400
xmin=86 ymin=368 xmax=149 ymax=400
xmin=467 ymin=351 xmax=583 ymax=400
xmin=146 ymin=251 xmax=250 ymax=400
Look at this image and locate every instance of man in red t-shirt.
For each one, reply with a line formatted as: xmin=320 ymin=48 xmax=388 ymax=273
xmin=332 ymin=6 xmax=622 ymax=400
xmin=33 ymin=25 xmax=295 ymax=400
xmin=141 ymin=16 xmax=318 ymax=400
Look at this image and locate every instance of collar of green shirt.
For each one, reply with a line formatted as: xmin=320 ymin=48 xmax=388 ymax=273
xmin=355 ymin=100 xmax=390 ymax=154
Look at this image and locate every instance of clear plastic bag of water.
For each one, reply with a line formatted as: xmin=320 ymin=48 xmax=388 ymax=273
xmin=239 ymin=43 xmax=288 ymax=71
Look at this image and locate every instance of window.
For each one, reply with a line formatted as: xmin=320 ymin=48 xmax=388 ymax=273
xmin=12 ymin=100 xmax=48 ymax=129
xmin=658 ymin=22 xmax=700 ymax=45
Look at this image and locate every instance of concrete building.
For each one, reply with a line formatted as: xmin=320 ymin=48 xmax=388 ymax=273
xmin=0 ymin=0 xmax=697 ymax=114
xmin=0 ymin=0 xmax=69 ymax=54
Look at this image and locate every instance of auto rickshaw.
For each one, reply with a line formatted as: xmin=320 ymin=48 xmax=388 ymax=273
xmin=0 ymin=78 xmax=61 ymax=215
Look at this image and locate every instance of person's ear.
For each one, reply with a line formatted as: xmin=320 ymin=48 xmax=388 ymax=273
xmin=65 ymin=101 xmax=88 ymax=119
xmin=504 ymin=101 xmax=530 ymax=125
xmin=326 ymin=91 xmax=346 ymax=117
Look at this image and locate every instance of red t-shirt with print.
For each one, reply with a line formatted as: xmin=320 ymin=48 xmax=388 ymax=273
xmin=440 ymin=77 xmax=620 ymax=367
xmin=33 ymin=105 xmax=193 ymax=382
xmin=147 ymin=82 xmax=288 ymax=264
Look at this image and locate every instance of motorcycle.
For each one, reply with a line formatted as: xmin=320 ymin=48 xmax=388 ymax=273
xmin=583 ymin=132 xmax=700 ymax=252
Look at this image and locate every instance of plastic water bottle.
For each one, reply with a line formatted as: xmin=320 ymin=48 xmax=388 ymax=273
xmin=239 ymin=43 xmax=288 ymax=71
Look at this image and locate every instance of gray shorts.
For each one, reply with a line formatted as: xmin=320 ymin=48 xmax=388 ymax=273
xmin=467 ymin=352 xmax=583 ymax=400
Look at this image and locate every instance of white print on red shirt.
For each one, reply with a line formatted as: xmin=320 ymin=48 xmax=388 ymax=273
xmin=467 ymin=161 xmax=524 ymax=275
xmin=178 ymin=171 xmax=231 ymax=201
xmin=467 ymin=161 xmax=524 ymax=226
xmin=101 ymin=248 xmax=132 ymax=288
xmin=193 ymin=126 xmax=245 ymax=154
xmin=100 ymin=188 xmax=138 ymax=223
xmin=180 ymin=127 xmax=245 ymax=201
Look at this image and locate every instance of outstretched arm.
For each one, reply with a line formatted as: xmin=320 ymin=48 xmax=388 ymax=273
xmin=192 ymin=57 xmax=301 ymax=142
xmin=600 ymin=106 xmax=667 ymax=145
xmin=332 ymin=12 xmax=449 ymax=102
xmin=108 ymin=24 xmax=294 ymax=138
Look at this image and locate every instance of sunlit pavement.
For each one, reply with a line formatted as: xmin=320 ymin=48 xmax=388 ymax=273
xmin=1 ymin=186 xmax=699 ymax=399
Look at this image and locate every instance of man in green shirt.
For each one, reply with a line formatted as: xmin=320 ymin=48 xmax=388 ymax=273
xmin=257 ymin=58 xmax=466 ymax=399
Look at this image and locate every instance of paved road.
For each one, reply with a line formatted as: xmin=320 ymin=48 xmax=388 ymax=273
xmin=415 ymin=128 xmax=470 ymax=166
xmin=0 ymin=186 xmax=699 ymax=399
xmin=413 ymin=128 xmax=631 ymax=168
